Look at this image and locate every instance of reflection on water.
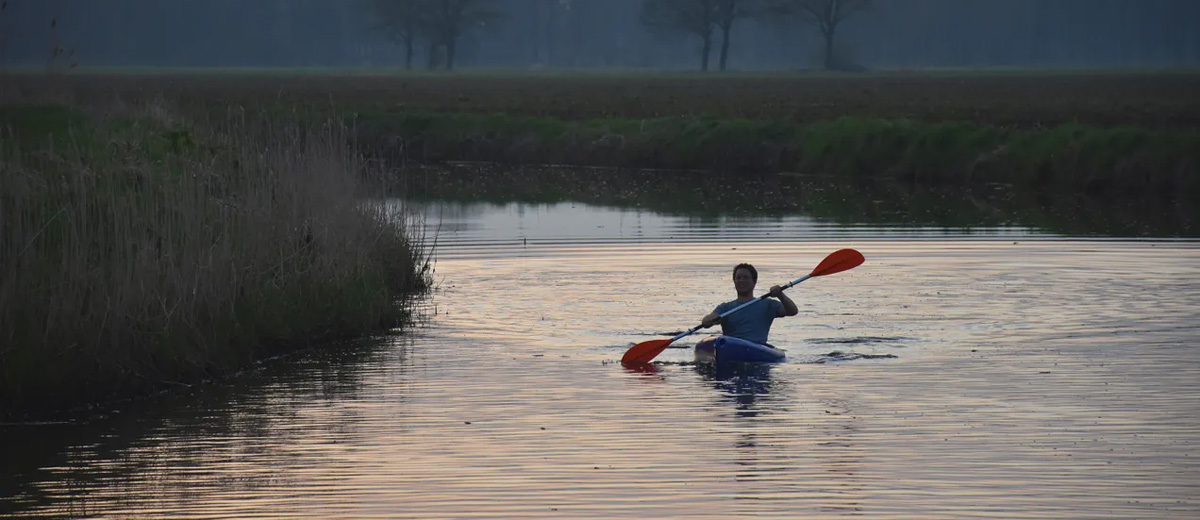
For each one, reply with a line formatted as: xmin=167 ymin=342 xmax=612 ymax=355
xmin=694 ymin=361 xmax=870 ymax=516
xmin=398 ymin=163 xmax=1198 ymax=237
xmin=1 ymin=337 xmax=399 ymax=518
xmin=4 ymin=197 xmax=1200 ymax=519
xmin=697 ymin=362 xmax=777 ymax=418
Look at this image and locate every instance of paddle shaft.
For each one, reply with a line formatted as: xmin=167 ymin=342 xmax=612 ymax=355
xmin=673 ymin=273 xmax=812 ymax=344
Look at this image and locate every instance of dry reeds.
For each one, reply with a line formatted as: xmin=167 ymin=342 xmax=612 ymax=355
xmin=0 ymin=96 xmax=429 ymax=417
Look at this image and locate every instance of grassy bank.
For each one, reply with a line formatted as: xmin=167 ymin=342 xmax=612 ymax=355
xmin=6 ymin=73 xmax=1198 ymax=198
xmin=0 ymin=101 xmax=430 ymax=419
xmin=358 ymin=112 xmax=1200 ymax=199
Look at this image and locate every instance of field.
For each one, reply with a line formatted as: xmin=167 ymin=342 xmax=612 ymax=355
xmin=6 ymin=70 xmax=1194 ymax=197
xmin=6 ymin=70 xmax=1199 ymax=129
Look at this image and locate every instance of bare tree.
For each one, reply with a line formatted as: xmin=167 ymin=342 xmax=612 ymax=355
xmin=640 ymin=0 xmax=717 ymax=72
xmin=369 ymin=0 xmax=428 ymax=70
xmin=714 ymin=0 xmax=760 ymax=71
xmin=1 ymin=1 xmax=8 ymax=72
xmin=425 ymin=0 xmax=500 ymax=70
xmin=641 ymin=0 xmax=759 ymax=72
xmin=370 ymin=0 xmax=497 ymax=71
xmin=771 ymin=0 xmax=871 ymax=70
xmin=529 ymin=0 xmax=561 ymax=66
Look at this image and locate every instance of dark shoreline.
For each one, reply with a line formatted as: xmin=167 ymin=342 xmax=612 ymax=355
xmin=358 ymin=111 xmax=1199 ymax=202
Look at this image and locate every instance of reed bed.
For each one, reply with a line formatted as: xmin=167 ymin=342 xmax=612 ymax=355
xmin=0 ymin=93 xmax=429 ymax=418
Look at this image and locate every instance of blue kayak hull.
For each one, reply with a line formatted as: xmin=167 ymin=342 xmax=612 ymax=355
xmin=694 ymin=335 xmax=786 ymax=364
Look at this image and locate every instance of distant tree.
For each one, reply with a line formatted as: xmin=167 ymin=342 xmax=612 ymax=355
xmin=770 ymin=0 xmax=871 ymax=70
xmin=529 ymin=0 xmax=561 ymax=66
xmin=641 ymin=0 xmax=759 ymax=72
xmin=640 ymin=0 xmax=717 ymax=71
xmin=370 ymin=0 xmax=498 ymax=70
xmin=713 ymin=0 xmax=761 ymax=71
xmin=1 ymin=1 xmax=8 ymax=71
xmin=370 ymin=0 xmax=428 ymax=70
xmin=424 ymin=0 xmax=500 ymax=70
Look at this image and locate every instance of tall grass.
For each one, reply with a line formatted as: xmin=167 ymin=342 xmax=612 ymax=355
xmin=0 ymin=100 xmax=429 ymax=418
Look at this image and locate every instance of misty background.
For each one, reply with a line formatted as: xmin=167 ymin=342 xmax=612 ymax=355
xmin=2 ymin=0 xmax=1198 ymax=71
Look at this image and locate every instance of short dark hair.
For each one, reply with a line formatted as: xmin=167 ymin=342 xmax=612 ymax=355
xmin=732 ymin=263 xmax=757 ymax=281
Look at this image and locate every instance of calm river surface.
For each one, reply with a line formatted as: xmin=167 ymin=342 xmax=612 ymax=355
xmin=4 ymin=197 xmax=1199 ymax=519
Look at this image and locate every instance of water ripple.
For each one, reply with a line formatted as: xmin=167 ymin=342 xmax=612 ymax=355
xmin=4 ymin=203 xmax=1199 ymax=519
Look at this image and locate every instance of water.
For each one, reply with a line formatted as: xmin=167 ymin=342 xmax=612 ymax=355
xmin=4 ymin=199 xmax=1199 ymax=519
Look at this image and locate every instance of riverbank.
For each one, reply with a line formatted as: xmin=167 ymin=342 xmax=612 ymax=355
xmin=356 ymin=111 xmax=1200 ymax=199
xmin=0 ymin=101 xmax=431 ymax=420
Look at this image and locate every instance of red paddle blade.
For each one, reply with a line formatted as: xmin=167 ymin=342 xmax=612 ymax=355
xmin=810 ymin=248 xmax=865 ymax=277
xmin=621 ymin=339 xmax=674 ymax=364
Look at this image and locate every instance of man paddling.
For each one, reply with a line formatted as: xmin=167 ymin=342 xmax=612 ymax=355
xmin=700 ymin=263 xmax=799 ymax=346
xmin=621 ymin=250 xmax=861 ymax=364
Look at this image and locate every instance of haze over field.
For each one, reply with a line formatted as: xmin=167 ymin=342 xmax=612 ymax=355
xmin=3 ymin=0 xmax=1198 ymax=72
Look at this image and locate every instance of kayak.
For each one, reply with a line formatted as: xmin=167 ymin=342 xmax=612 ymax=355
xmin=694 ymin=335 xmax=786 ymax=364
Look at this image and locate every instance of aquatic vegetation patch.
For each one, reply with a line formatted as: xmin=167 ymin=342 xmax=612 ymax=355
xmin=0 ymin=103 xmax=431 ymax=419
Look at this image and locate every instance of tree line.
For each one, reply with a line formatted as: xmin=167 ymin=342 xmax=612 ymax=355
xmin=368 ymin=0 xmax=870 ymax=71
xmin=639 ymin=0 xmax=870 ymax=71
xmin=2 ymin=0 xmax=1196 ymax=71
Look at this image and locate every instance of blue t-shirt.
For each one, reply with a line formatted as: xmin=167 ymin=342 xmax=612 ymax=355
xmin=713 ymin=298 xmax=783 ymax=345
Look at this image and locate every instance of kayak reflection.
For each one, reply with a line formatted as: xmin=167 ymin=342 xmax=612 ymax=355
xmin=695 ymin=362 xmax=776 ymax=418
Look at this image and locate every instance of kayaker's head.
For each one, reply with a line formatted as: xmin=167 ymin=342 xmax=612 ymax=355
xmin=732 ymin=263 xmax=757 ymax=297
